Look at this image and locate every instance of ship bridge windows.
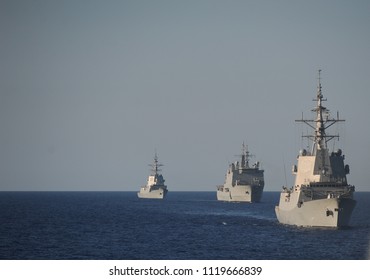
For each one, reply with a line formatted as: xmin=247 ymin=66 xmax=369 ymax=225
xmin=308 ymin=182 xmax=347 ymax=188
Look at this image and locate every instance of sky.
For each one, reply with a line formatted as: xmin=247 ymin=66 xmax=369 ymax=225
xmin=1 ymin=0 xmax=369 ymax=191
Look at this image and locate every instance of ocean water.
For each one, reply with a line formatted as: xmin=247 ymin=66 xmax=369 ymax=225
xmin=0 ymin=191 xmax=369 ymax=260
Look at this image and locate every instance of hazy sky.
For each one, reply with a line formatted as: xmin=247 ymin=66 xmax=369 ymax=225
xmin=1 ymin=0 xmax=369 ymax=191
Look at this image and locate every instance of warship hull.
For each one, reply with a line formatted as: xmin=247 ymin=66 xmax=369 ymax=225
xmin=137 ymin=187 xmax=167 ymax=199
xmin=217 ymin=185 xmax=264 ymax=203
xmin=275 ymin=196 xmax=356 ymax=227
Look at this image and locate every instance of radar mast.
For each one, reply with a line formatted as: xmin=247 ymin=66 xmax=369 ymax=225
xmin=238 ymin=142 xmax=253 ymax=169
xmin=296 ymin=70 xmax=345 ymax=155
xmin=149 ymin=151 xmax=163 ymax=176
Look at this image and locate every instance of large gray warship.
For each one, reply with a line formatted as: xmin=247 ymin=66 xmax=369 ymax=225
xmin=275 ymin=70 xmax=356 ymax=227
xmin=217 ymin=143 xmax=264 ymax=202
xmin=137 ymin=152 xmax=168 ymax=199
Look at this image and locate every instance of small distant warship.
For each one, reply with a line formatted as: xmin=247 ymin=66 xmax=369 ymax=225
xmin=217 ymin=143 xmax=264 ymax=202
xmin=275 ymin=70 xmax=356 ymax=227
xmin=137 ymin=152 xmax=168 ymax=199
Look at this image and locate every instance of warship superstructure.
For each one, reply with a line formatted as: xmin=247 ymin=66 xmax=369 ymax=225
xmin=137 ymin=152 xmax=168 ymax=199
xmin=275 ymin=70 xmax=356 ymax=227
xmin=217 ymin=143 xmax=264 ymax=202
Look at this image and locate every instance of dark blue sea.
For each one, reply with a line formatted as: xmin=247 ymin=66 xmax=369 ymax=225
xmin=0 ymin=191 xmax=369 ymax=260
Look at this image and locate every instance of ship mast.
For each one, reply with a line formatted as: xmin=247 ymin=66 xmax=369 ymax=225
xmin=296 ymin=70 xmax=345 ymax=155
xmin=239 ymin=142 xmax=253 ymax=169
xmin=149 ymin=151 xmax=163 ymax=176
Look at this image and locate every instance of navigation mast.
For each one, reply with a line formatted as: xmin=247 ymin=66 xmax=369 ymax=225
xmin=149 ymin=151 xmax=163 ymax=176
xmin=237 ymin=142 xmax=254 ymax=169
xmin=295 ymin=70 xmax=345 ymax=155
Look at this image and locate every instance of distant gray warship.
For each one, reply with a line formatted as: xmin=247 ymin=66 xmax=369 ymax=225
xmin=275 ymin=70 xmax=356 ymax=227
xmin=137 ymin=152 xmax=168 ymax=199
xmin=217 ymin=143 xmax=264 ymax=202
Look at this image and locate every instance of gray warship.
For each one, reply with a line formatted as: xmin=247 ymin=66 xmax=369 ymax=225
xmin=217 ymin=143 xmax=264 ymax=202
xmin=137 ymin=152 xmax=168 ymax=199
xmin=275 ymin=70 xmax=356 ymax=227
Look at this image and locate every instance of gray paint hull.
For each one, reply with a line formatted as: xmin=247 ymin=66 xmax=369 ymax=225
xmin=275 ymin=196 xmax=356 ymax=227
xmin=217 ymin=185 xmax=264 ymax=203
xmin=137 ymin=187 xmax=167 ymax=199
